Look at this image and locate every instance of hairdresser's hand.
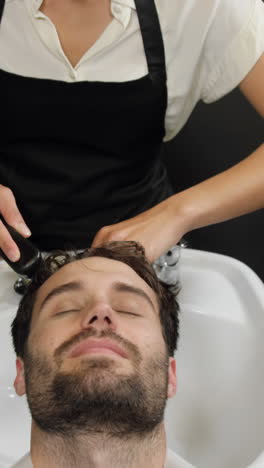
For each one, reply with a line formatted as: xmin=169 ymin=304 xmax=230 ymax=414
xmin=0 ymin=184 xmax=31 ymax=262
xmin=91 ymin=196 xmax=188 ymax=262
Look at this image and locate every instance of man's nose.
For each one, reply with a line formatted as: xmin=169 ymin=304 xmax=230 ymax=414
xmin=81 ymin=301 xmax=118 ymax=332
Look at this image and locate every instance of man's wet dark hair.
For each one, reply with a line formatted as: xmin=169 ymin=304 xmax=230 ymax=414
xmin=11 ymin=241 xmax=180 ymax=359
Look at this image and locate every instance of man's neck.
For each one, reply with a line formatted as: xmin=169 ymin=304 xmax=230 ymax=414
xmin=30 ymin=422 xmax=167 ymax=468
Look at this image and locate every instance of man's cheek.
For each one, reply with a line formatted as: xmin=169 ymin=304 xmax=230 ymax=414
xmin=29 ymin=328 xmax=57 ymax=359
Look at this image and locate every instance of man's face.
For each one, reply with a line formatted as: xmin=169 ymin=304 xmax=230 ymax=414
xmin=14 ymin=256 xmax=176 ymax=437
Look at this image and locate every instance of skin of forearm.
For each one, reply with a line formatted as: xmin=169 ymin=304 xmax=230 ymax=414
xmin=172 ymin=143 xmax=264 ymax=234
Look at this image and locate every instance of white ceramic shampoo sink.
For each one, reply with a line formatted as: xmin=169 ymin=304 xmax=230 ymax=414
xmin=0 ymin=249 xmax=264 ymax=468
xmin=165 ymin=249 xmax=264 ymax=468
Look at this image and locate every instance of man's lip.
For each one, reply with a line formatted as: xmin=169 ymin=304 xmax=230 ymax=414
xmin=68 ymin=339 xmax=128 ymax=359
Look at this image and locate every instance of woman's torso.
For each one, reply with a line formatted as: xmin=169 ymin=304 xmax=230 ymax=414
xmin=0 ymin=0 xmax=172 ymax=251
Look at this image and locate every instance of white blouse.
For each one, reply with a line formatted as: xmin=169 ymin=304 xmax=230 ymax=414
xmin=0 ymin=0 xmax=263 ymax=141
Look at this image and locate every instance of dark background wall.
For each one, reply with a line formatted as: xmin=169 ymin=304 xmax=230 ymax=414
xmin=163 ymin=87 xmax=264 ymax=281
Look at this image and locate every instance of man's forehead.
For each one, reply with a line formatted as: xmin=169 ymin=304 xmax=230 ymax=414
xmin=36 ymin=256 xmax=156 ymax=303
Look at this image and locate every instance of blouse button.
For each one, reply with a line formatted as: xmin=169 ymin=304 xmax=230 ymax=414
xmin=69 ymin=70 xmax=77 ymax=81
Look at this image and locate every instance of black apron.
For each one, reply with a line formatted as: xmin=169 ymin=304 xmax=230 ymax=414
xmin=0 ymin=0 xmax=173 ymax=252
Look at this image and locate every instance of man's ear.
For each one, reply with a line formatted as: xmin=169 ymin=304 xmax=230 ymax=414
xmin=14 ymin=357 xmax=26 ymax=396
xmin=167 ymin=357 xmax=176 ymax=398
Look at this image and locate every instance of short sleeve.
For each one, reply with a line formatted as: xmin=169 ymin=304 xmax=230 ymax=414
xmin=201 ymin=0 xmax=264 ymax=103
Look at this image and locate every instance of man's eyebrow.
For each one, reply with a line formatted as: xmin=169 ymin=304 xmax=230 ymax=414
xmin=112 ymin=281 xmax=156 ymax=313
xmin=39 ymin=281 xmax=84 ymax=314
xmin=38 ymin=280 xmax=156 ymax=315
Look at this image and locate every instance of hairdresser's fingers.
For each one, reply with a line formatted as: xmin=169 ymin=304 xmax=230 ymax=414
xmin=0 ymin=221 xmax=21 ymax=262
xmin=0 ymin=185 xmax=31 ymax=236
xmin=91 ymin=196 xmax=186 ymax=262
xmin=0 ymin=185 xmax=31 ymax=261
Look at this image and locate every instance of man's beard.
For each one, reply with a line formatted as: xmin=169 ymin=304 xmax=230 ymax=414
xmin=23 ymin=331 xmax=169 ymax=439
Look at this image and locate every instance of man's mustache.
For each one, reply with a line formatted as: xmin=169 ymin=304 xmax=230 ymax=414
xmin=54 ymin=327 xmax=142 ymax=367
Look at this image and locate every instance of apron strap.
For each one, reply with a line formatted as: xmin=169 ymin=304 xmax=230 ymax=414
xmin=134 ymin=0 xmax=167 ymax=85
xmin=0 ymin=0 xmax=5 ymax=25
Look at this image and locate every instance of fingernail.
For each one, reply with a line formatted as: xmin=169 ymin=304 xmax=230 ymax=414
xmin=8 ymin=249 xmax=20 ymax=262
xmin=16 ymin=223 xmax=31 ymax=236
